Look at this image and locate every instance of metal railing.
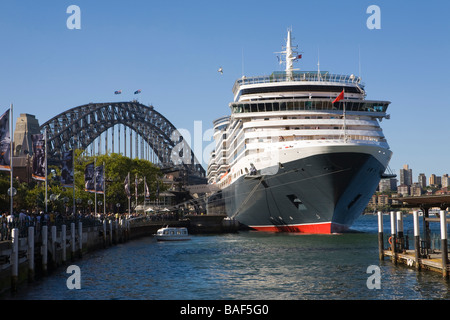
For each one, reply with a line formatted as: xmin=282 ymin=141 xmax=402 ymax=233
xmin=232 ymin=71 xmax=364 ymax=93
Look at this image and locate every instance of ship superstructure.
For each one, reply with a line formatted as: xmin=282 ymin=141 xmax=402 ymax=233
xmin=207 ymin=29 xmax=392 ymax=233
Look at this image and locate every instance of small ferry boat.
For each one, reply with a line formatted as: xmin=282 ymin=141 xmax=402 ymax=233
xmin=155 ymin=226 xmax=191 ymax=241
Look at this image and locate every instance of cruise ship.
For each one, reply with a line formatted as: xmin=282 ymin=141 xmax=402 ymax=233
xmin=206 ymin=30 xmax=393 ymax=233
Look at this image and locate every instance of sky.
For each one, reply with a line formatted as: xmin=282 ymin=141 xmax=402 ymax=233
xmin=0 ymin=0 xmax=449 ymax=181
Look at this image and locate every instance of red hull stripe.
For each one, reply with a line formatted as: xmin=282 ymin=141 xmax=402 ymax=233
xmin=249 ymin=222 xmax=348 ymax=234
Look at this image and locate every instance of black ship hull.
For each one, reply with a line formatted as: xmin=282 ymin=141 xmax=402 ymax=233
xmin=207 ymin=151 xmax=387 ymax=233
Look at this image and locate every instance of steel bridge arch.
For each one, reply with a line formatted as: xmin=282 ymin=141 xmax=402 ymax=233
xmin=40 ymin=101 xmax=206 ymax=178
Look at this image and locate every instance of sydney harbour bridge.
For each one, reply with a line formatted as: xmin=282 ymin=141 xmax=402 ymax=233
xmin=38 ymin=101 xmax=206 ymax=184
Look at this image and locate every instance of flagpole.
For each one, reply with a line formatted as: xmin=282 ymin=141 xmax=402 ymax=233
xmin=94 ymin=157 xmax=97 ymax=216
xmin=72 ymin=149 xmax=75 ymax=215
xmin=343 ymin=88 xmax=347 ymax=142
xmin=44 ymin=127 xmax=48 ymax=213
xmin=128 ymin=172 xmax=131 ymax=216
xmin=135 ymin=173 xmax=138 ymax=213
xmin=9 ymin=104 xmax=13 ymax=216
xmin=103 ymin=161 xmax=106 ymax=216
xmin=144 ymin=176 xmax=146 ymax=212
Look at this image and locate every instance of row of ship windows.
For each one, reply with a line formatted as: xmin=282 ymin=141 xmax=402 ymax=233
xmin=212 ymin=128 xmax=382 ymax=161
xmin=231 ymin=100 xmax=388 ymax=113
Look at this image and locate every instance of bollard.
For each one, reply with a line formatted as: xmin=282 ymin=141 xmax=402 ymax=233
xmin=11 ymin=228 xmax=19 ymax=293
xmin=413 ymin=210 xmax=421 ymax=270
xmin=440 ymin=210 xmax=448 ymax=278
xmin=42 ymin=225 xmax=48 ymax=275
xmin=125 ymin=218 xmax=131 ymax=240
xmin=78 ymin=222 xmax=83 ymax=257
xmin=27 ymin=227 xmax=34 ymax=282
xmin=377 ymin=211 xmax=384 ymax=261
xmin=71 ymin=223 xmax=76 ymax=261
xmin=390 ymin=211 xmax=397 ymax=264
xmin=61 ymin=225 xmax=66 ymax=263
xmin=396 ymin=211 xmax=404 ymax=252
xmin=51 ymin=226 xmax=57 ymax=268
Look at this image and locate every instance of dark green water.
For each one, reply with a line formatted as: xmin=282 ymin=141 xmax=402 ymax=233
xmin=5 ymin=215 xmax=450 ymax=300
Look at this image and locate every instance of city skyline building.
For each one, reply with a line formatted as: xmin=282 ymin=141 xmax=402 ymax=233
xmin=399 ymin=164 xmax=413 ymax=187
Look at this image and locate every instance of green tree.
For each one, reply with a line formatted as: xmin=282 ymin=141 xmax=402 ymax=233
xmin=0 ymin=150 xmax=164 ymax=214
xmin=74 ymin=152 xmax=163 ymax=214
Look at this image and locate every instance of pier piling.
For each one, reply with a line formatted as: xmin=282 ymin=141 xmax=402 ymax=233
xmin=109 ymin=220 xmax=113 ymax=245
xmin=11 ymin=228 xmax=19 ymax=293
xmin=62 ymin=225 xmax=67 ymax=263
xmin=27 ymin=227 xmax=34 ymax=282
xmin=413 ymin=210 xmax=421 ymax=270
xmin=103 ymin=220 xmax=107 ymax=247
xmin=440 ymin=210 xmax=448 ymax=278
xmin=71 ymin=223 xmax=76 ymax=261
xmin=396 ymin=211 xmax=405 ymax=252
xmin=377 ymin=211 xmax=384 ymax=261
xmin=389 ymin=211 xmax=397 ymax=264
xmin=51 ymin=226 xmax=57 ymax=269
xmin=42 ymin=226 xmax=48 ymax=275
xmin=78 ymin=222 xmax=83 ymax=258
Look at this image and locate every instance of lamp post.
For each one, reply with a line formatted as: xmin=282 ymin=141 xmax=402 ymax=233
xmin=7 ymin=187 xmax=17 ymax=214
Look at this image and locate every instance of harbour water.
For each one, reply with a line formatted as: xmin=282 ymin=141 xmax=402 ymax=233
xmin=4 ymin=214 xmax=450 ymax=300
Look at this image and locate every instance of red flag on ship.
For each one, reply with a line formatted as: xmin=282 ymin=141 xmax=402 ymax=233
xmin=332 ymin=90 xmax=344 ymax=104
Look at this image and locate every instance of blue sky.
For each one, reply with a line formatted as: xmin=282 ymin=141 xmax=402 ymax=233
xmin=0 ymin=0 xmax=449 ymax=181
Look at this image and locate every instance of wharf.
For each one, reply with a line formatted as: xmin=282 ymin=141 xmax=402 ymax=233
xmin=383 ymin=249 xmax=449 ymax=274
xmin=377 ymin=195 xmax=450 ymax=277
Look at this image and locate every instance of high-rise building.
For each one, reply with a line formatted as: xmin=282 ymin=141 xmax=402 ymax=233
xmin=399 ymin=164 xmax=413 ymax=187
xmin=443 ymin=174 xmax=449 ymax=188
xmin=429 ymin=174 xmax=437 ymax=186
xmin=418 ymin=173 xmax=427 ymax=189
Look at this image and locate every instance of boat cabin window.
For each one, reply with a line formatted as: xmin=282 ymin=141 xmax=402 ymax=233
xmin=231 ymin=101 xmax=388 ymax=114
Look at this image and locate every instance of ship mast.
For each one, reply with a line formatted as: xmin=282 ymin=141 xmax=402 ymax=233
xmin=276 ymin=28 xmax=300 ymax=81
xmin=285 ymin=29 xmax=295 ymax=80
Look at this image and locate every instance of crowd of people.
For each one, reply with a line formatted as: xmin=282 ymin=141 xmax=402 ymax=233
xmin=0 ymin=209 xmax=181 ymax=241
xmin=0 ymin=209 xmax=105 ymax=240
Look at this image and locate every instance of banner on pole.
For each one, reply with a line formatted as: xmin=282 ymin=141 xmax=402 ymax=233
xmin=0 ymin=109 xmax=11 ymax=171
xmin=85 ymin=163 xmax=104 ymax=194
xmin=60 ymin=150 xmax=74 ymax=187
xmin=124 ymin=173 xmax=131 ymax=198
xmin=31 ymin=133 xmax=45 ymax=180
